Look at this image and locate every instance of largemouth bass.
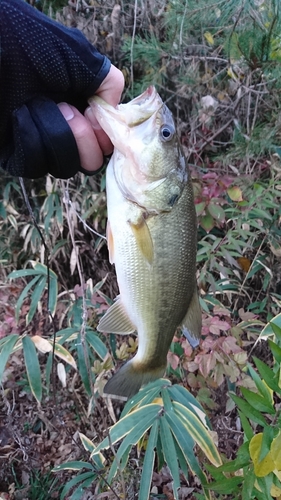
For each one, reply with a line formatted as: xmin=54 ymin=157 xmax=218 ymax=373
xmin=89 ymin=86 xmax=201 ymax=398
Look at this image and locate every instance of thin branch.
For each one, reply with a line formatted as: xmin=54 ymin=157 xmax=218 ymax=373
xmin=130 ymin=0 xmax=138 ymax=89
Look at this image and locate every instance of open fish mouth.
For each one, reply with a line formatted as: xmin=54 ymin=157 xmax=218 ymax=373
xmin=89 ymin=86 xmax=164 ymax=128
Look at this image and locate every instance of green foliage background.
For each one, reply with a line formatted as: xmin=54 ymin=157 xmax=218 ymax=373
xmin=1 ymin=0 xmax=281 ymax=498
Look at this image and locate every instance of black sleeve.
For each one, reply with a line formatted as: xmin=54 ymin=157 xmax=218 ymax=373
xmin=0 ymin=0 xmax=111 ymax=178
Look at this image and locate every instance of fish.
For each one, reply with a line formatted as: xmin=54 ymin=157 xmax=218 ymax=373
xmin=89 ymin=86 xmax=201 ymax=399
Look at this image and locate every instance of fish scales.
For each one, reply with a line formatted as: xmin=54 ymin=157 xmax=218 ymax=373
xmin=89 ymin=86 xmax=202 ymax=398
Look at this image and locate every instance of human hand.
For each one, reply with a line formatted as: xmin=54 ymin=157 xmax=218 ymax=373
xmin=0 ymin=0 xmax=124 ymax=179
xmin=58 ymin=65 xmax=124 ymax=174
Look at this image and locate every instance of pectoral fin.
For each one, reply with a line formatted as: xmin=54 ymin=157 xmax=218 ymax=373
xmin=106 ymin=221 xmax=114 ymax=264
xmin=181 ymin=289 xmax=202 ymax=348
xmin=97 ymin=298 xmax=136 ymax=334
xmin=128 ymin=216 xmax=154 ymax=264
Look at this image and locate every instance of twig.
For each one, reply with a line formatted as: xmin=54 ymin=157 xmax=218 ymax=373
xmin=108 ymin=432 xmax=127 ymax=500
xmin=61 ymin=180 xmax=93 ymax=394
xmin=233 ymin=234 xmax=267 ymax=314
xmin=179 ymin=0 xmax=188 ymax=47
xmin=19 ymin=177 xmax=58 ymax=405
xmin=130 ymin=0 xmax=138 ymax=89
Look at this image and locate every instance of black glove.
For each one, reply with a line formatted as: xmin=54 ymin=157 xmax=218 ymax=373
xmin=0 ymin=0 xmax=111 ymax=178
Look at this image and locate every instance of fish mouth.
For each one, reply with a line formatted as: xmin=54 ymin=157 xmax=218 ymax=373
xmin=89 ymin=86 xmax=163 ymax=128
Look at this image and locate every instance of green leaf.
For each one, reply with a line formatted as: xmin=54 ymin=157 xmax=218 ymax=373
xmin=208 ymin=203 xmax=225 ymax=223
xmin=92 ymin=404 xmax=162 ymax=456
xmin=22 ymin=335 xmax=42 ymax=403
xmin=161 ymin=387 xmax=173 ymax=411
xmin=168 ymin=384 xmax=210 ymax=427
xmin=253 ymin=356 xmax=281 ymax=395
xmin=239 ymin=387 xmax=274 ymax=414
xmin=0 ymin=201 xmax=7 ymax=218
xmin=195 ymin=201 xmax=207 ymax=216
xmin=138 ymin=420 xmax=159 ymax=500
xmin=268 ymin=339 xmax=281 ymax=364
xmin=160 ymin=417 xmax=180 ymax=500
xmin=121 ymin=378 xmax=170 ymax=417
xmin=156 ymin=433 xmax=165 ymax=471
xmin=51 ymin=342 xmax=77 ymax=369
xmin=165 ymin=410 xmax=206 ymax=486
xmin=53 ymin=461 xmax=94 ymax=472
xmin=247 ymin=364 xmax=273 ymax=404
xmin=107 ymin=445 xmax=131 ymax=483
xmin=70 ymin=477 xmax=96 ymax=500
xmin=79 ymin=433 xmax=95 ymax=454
xmin=260 ymin=313 xmax=281 ymax=339
xmin=8 ymin=269 xmax=43 ymax=279
xmin=205 ymin=476 xmax=243 ymax=494
xmin=256 ymin=474 xmax=274 ymax=500
xmin=76 ymin=333 xmax=91 ymax=396
xmin=207 ymin=443 xmax=250 ymax=475
xmin=230 ymin=394 xmax=267 ymax=426
xmin=26 ymin=275 xmax=47 ymax=324
xmin=60 ymin=471 xmax=96 ymax=500
xmin=32 ymin=262 xmax=57 ymax=280
xmin=259 ymin=426 xmax=276 ymax=462
xmin=173 ymin=402 xmax=222 ymax=466
xmin=200 ymin=211 xmax=214 ymax=233
xmin=242 ymin=465 xmax=255 ymax=500
xmin=85 ymin=329 xmax=107 ymax=359
xmin=0 ymin=334 xmax=19 ymax=383
xmin=238 ymin=411 xmax=254 ymax=441
xmin=56 ymin=327 xmax=78 ymax=344
xmin=15 ymin=275 xmax=40 ymax=322
xmin=227 ymin=186 xmax=243 ymax=202
xmin=48 ymin=274 xmax=58 ymax=316
xmin=108 ymin=407 xmax=159 ymax=483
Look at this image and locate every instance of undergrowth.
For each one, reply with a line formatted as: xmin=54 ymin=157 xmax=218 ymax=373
xmin=1 ymin=0 xmax=281 ymax=499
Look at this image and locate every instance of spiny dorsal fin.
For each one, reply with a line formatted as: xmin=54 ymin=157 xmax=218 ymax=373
xmin=181 ymin=289 xmax=202 ymax=348
xmin=97 ymin=298 xmax=136 ymax=334
xmin=128 ymin=216 xmax=154 ymax=264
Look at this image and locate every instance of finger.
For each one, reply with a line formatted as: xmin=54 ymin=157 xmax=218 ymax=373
xmin=94 ymin=65 xmax=125 ymax=107
xmin=84 ymin=106 xmax=113 ymax=156
xmin=58 ymin=103 xmax=103 ymax=173
xmin=85 ymin=65 xmax=125 ymax=156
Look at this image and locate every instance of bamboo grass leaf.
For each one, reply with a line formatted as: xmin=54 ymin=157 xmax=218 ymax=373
xmin=173 ymin=401 xmax=222 ymax=466
xmin=76 ymin=333 xmax=91 ymax=396
xmin=22 ymin=335 xmax=42 ymax=403
xmin=26 ymin=275 xmax=47 ymax=324
xmin=159 ymin=416 xmax=180 ymax=500
xmin=165 ymin=410 xmax=206 ymax=485
xmin=14 ymin=275 xmax=40 ymax=322
xmin=85 ymin=329 xmax=107 ymax=359
xmin=139 ymin=420 xmax=159 ymax=500
xmin=91 ymin=404 xmax=162 ymax=457
xmin=0 ymin=334 xmax=19 ymax=383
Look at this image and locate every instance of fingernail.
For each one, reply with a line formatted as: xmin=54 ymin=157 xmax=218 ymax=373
xmin=85 ymin=107 xmax=101 ymax=130
xmin=58 ymin=102 xmax=74 ymax=121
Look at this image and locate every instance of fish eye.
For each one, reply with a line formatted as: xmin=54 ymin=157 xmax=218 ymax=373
xmin=160 ymin=124 xmax=175 ymax=142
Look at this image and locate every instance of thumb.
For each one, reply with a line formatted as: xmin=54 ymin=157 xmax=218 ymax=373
xmin=85 ymin=64 xmax=124 ymax=156
xmin=94 ymin=64 xmax=124 ymax=107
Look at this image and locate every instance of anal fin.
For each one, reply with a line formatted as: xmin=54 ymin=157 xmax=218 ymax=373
xmin=181 ymin=289 xmax=202 ymax=348
xmin=97 ymin=298 xmax=136 ymax=335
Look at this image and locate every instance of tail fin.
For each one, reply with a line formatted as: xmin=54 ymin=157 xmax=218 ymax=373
xmin=103 ymin=360 xmax=166 ymax=399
